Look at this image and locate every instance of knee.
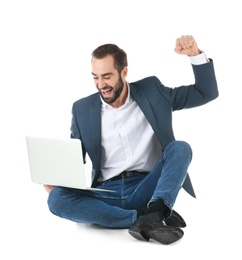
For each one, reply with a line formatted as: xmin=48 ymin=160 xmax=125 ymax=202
xmin=178 ymin=141 xmax=192 ymax=161
xmin=175 ymin=140 xmax=192 ymax=153
xmin=47 ymin=187 xmax=62 ymax=216
xmin=166 ymin=140 xmax=192 ymax=160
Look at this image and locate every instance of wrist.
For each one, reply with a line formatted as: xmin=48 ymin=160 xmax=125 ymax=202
xmin=188 ymin=49 xmax=202 ymax=57
xmin=189 ymin=51 xmax=209 ymax=65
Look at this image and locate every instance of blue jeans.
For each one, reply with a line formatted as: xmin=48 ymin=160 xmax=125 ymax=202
xmin=47 ymin=141 xmax=192 ymax=228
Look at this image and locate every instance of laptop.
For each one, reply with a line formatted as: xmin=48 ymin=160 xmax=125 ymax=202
xmin=26 ymin=136 xmax=114 ymax=192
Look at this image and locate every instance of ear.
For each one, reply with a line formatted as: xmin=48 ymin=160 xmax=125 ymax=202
xmin=121 ymin=66 xmax=128 ymax=78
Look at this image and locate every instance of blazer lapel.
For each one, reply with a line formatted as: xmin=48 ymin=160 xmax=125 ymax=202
xmin=89 ymin=97 xmax=102 ymax=170
xmin=130 ymin=84 xmax=160 ymax=140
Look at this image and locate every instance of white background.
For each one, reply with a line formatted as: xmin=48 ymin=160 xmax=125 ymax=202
xmin=1 ymin=0 xmax=241 ymax=259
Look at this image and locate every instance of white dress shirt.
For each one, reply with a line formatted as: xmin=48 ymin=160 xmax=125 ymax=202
xmin=98 ymin=53 xmax=208 ymax=182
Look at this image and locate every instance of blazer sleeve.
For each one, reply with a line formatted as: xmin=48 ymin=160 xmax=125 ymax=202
xmin=157 ymin=59 xmax=219 ymax=111
xmin=70 ymin=102 xmax=87 ymax=163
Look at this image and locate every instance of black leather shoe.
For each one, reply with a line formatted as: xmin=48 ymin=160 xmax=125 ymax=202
xmin=129 ymin=212 xmax=184 ymax=245
xmin=164 ymin=209 xmax=186 ymax=228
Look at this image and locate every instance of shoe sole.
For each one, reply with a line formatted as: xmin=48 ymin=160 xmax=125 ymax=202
xmin=129 ymin=226 xmax=150 ymax=241
xmin=129 ymin=226 xmax=184 ymax=245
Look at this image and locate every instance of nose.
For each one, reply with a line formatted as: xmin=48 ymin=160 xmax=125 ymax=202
xmin=97 ymin=78 xmax=106 ymax=89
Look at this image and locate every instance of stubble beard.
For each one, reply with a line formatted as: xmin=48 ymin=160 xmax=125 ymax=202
xmin=100 ymin=76 xmax=124 ymax=104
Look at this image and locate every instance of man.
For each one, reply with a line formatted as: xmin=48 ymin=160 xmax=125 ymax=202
xmin=44 ymin=35 xmax=218 ymax=245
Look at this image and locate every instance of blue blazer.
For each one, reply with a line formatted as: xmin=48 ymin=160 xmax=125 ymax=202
xmin=70 ymin=60 xmax=218 ymax=198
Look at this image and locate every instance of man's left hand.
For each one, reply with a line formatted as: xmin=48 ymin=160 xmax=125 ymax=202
xmin=174 ymin=35 xmax=201 ymax=56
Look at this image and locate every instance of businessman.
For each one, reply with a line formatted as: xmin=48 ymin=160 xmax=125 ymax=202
xmin=44 ymin=35 xmax=218 ymax=245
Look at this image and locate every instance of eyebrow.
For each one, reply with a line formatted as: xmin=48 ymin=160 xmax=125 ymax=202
xmin=91 ymin=72 xmax=113 ymax=77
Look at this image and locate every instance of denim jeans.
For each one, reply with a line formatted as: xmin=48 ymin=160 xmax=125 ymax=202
xmin=47 ymin=140 xmax=192 ymax=228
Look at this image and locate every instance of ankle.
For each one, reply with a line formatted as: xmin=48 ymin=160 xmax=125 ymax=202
xmin=146 ymin=199 xmax=170 ymax=218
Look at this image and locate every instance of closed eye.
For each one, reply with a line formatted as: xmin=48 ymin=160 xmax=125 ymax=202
xmin=92 ymin=72 xmax=113 ymax=80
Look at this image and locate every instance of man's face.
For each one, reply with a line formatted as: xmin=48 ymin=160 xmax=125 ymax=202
xmin=91 ymin=55 xmax=127 ymax=106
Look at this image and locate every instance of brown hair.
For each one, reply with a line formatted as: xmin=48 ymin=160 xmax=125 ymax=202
xmin=92 ymin=44 xmax=128 ymax=73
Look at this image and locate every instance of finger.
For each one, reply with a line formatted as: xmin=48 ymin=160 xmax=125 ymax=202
xmin=175 ymin=38 xmax=182 ymax=52
xmin=187 ymin=35 xmax=194 ymax=47
xmin=43 ymin=184 xmax=53 ymax=193
xmin=175 ymin=37 xmax=180 ymax=47
xmin=179 ymin=35 xmax=193 ymax=49
xmin=180 ymin=35 xmax=189 ymax=49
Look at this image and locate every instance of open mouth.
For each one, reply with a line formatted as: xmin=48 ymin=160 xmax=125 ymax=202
xmin=101 ymin=87 xmax=113 ymax=98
